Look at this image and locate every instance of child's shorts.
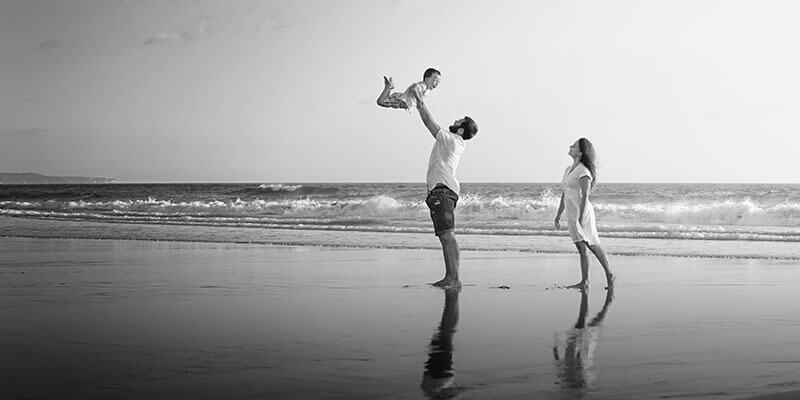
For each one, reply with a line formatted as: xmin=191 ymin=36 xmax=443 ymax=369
xmin=425 ymin=185 xmax=458 ymax=236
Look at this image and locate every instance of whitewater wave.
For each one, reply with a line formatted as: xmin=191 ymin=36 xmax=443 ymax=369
xmin=258 ymin=184 xmax=302 ymax=192
xmin=0 ymin=196 xmax=429 ymax=219
xmin=3 ymin=194 xmax=800 ymax=226
xmin=247 ymin=183 xmax=339 ymax=196
xmin=595 ymin=198 xmax=800 ymax=226
xmin=4 ymin=208 xmax=800 ymax=243
xmin=5 ymin=182 xmax=800 ymax=259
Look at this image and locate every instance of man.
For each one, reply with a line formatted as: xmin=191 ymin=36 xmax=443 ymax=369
xmin=414 ymin=94 xmax=478 ymax=288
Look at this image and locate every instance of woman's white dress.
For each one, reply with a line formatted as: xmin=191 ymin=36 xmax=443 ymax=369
xmin=561 ymin=163 xmax=600 ymax=245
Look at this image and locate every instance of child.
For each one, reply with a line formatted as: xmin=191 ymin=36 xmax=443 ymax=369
xmin=377 ymin=68 xmax=441 ymax=110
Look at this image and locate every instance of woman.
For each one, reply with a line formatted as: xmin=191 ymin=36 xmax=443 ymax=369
xmin=554 ymin=138 xmax=614 ymax=290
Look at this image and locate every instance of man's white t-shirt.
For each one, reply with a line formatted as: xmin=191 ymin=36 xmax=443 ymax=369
xmin=426 ymin=128 xmax=465 ymax=195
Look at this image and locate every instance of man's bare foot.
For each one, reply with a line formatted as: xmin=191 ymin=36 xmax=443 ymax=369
xmin=430 ymin=278 xmax=461 ymax=289
xmin=383 ymin=76 xmax=394 ymax=89
xmin=565 ymin=281 xmax=588 ymax=290
xmin=605 ymin=274 xmax=616 ymax=290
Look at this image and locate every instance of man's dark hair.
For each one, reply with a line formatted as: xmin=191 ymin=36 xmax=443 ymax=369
xmin=461 ymin=116 xmax=478 ymax=140
xmin=424 ymin=68 xmax=441 ymax=79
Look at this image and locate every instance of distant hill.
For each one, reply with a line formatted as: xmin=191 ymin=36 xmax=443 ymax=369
xmin=0 ymin=172 xmax=115 ymax=184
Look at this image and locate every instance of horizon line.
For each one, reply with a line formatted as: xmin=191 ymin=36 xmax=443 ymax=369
xmin=4 ymin=180 xmax=798 ymax=185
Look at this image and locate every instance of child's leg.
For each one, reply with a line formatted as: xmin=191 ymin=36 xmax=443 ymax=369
xmin=376 ymin=76 xmax=408 ymax=109
xmin=378 ymin=93 xmax=409 ymax=109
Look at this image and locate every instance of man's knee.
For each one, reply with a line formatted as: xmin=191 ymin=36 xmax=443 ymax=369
xmin=438 ymin=230 xmax=456 ymax=245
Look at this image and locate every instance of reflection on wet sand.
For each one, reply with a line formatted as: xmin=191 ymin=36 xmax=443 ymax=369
xmin=421 ymin=288 xmax=460 ymax=399
xmin=553 ymin=288 xmax=614 ymax=395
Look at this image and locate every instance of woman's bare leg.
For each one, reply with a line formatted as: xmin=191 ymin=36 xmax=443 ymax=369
xmin=587 ymin=244 xmax=614 ymax=289
xmin=566 ymin=241 xmax=589 ymax=290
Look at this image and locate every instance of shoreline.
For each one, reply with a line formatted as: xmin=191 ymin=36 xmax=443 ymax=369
xmin=4 ymin=232 xmax=798 ymax=262
xmin=3 ymin=216 xmax=800 ymax=260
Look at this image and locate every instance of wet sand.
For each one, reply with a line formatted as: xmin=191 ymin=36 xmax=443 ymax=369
xmin=2 ymin=237 xmax=800 ymax=399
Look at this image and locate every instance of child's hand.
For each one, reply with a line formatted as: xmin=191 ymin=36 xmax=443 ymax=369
xmin=383 ymin=76 xmax=394 ymax=90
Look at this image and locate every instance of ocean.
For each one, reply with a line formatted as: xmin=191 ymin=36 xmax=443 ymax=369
xmin=2 ymin=182 xmax=800 ymax=259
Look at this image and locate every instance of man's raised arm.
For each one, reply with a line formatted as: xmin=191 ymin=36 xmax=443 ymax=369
xmin=416 ymin=97 xmax=441 ymax=138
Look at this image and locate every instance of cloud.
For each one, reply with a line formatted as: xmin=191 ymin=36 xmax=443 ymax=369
xmin=255 ymin=14 xmax=292 ymax=32
xmin=143 ymin=18 xmax=212 ymax=46
xmin=143 ymin=33 xmax=187 ymax=45
xmin=193 ymin=18 xmax=211 ymax=35
xmin=11 ymin=128 xmax=47 ymax=138
xmin=35 ymin=39 xmax=62 ymax=50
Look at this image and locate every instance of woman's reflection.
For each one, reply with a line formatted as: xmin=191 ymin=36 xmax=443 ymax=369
xmin=421 ymin=287 xmax=460 ymax=398
xmin=552 ymin=288 xmax=614 ymax=394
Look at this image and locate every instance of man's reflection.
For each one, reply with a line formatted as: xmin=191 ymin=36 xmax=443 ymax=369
xmin=552 ymin=288 xmax=614 ymax=393
xmin=421 ymin=288 xmax=460 ymax=398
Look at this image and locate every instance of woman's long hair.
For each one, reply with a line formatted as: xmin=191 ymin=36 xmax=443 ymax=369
xmin=578 ymin=138 xmax=597 ymax=188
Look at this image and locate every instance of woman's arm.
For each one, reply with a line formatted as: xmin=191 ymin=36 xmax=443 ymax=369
xmin=554 ymin=191 xmax=565 ymax=228
xmin=578 ymin=176 xmax=591 ymax=225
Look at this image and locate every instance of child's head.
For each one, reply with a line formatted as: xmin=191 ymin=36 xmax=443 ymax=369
xmin=423 ymin=68 xmax=441 ymax=89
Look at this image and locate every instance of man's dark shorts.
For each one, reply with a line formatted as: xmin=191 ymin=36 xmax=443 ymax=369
xmin=425 ymin=185 xmax=458 ymax=236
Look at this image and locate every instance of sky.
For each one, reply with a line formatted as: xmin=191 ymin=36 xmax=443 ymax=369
xmin=1 ymin=0 xmax=799 ymax=183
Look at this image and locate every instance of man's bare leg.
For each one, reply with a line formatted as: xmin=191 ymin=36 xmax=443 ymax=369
xmin=432 ymin=230 xmax=460 ymax=288
xmin=588 ymin=244 xmax=614 ymax=289
xmin=565 ymin=241 xmax=589 ymax=290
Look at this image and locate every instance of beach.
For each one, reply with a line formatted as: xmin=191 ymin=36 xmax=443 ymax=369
xmin=3 ymin=236 xmax=800 ymax=399
xmin=6 ymin=0 xmax=800 ymax=397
